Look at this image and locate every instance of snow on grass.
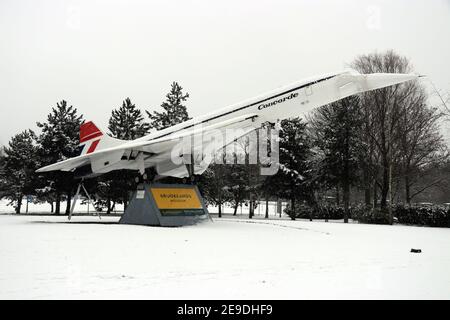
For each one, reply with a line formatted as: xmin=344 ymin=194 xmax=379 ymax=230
xmin=0 ymin=215 xmax=450 ymax=299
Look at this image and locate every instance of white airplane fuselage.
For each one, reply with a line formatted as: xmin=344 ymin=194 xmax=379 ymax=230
xmin=36 ymin=69 xmax=419 ymax=178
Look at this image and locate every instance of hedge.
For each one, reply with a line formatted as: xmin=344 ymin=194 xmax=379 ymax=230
xmin=284 ymin=203 xmax=450 ymax=227
xmin=394 ymin=205 xmax=450 ymax=228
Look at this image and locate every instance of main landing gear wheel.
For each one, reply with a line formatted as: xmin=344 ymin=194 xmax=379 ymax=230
xmin=183 ymin=175 xmax=197 ymax=184
xmin=135 ymin=173 xmax=148 ymax=184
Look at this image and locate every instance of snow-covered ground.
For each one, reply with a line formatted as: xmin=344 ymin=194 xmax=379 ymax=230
xmin=1 ymin=214 xmax=449 ymax=299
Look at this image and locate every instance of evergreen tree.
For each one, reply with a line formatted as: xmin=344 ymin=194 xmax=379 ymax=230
xmin=97 ymin=98 xmax=147 ymax=212
xmin=309 ymin=96 xmax=363 ymax=223
xmin=198 ymin=160 xmax=232 ymax=218
xmin=0 ymin=130 xmax=39 ymax=213
xmin=108 ymin=98 xmax=148 ymax=140
xmin=147 ymin=82 xmax=190 ymax=131
xmin=0 ymin=148 xmax=6 ymax=202
xmin=264 ymin=118 xmax=314 ymax=219
xmin=259 ymin=173 xmax=279 ymax=219
xmin=226 ymin=153 xmax=250 ymax=216
xmin=36 ymin=100 xmax=84 ymax=214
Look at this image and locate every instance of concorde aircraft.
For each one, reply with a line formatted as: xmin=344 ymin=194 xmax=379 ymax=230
xmin=36 ymin=70 xmax=419 ymax=180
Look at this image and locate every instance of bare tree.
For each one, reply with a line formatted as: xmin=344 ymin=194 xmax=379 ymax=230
xmin=429 ymin=82 xmax=450 ymax=118
xmin=352 ymin=51 xmax=413 ymax=215
xmin=351 ymin=50 xmax=446 ymax=221
xmin=396 ymin=84 xmax=446 ymax=204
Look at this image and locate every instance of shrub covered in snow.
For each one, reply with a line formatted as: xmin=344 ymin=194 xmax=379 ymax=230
xmin=284 ymin=204 xmax=299 ymax=220
xmin=347 ymin=205 xmax=450 ymax=227
xmin=285 ymin=204 xmax=355 ymax=221
xmin=281 ymin=202 xmax=450 ymax=227
xmin=394 ymin=205 xmax=450 ymax=227
xmin=352 ymin=207 xmax=391 ymax=225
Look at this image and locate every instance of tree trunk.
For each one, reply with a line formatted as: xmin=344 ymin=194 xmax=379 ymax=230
xmin=373 ymin=183 xmax=378 ymax=209
xmin=380 ymin=157 xmax=389 ymax=210
xmin=405 ymin=173 xmax=411 ymax=205
xmin=123 ymin=190 xmax=129 ymax=211
xmin=343 ymin=136 xmax=350 ymax=223
xmin=65 ymin=191 xmax=72 ymax=215
xmin=291 ymin=197 xmax=296 ymax=220
xmin=233 ymin=202 xmax=238 ymax=216
xmin=16 ymin=195 xmax=22 ymax=214
xmin=343 ymin=181 xmax=350 ymax=223
xmin=277 ymin=198 xmax=282 ymax=218
xmin=218 ymin=182 xmax=222 ymax=218
xmin=265 ymin=197 xmax=269 ymax=219
xmin=248 ymin=161 xmax=253 ymax=219
xmin=364 ymin=187 xmax=371 ymax=208
xmin=336 ymin=185 xmax=340 ymax=206
xmin=55 ymin=192 xmax=61 ymax=214
xmin=363 ymin=168 xmax=371 ymax=207
xmin=388 ymin=159 xmax=393 ymax=224
xmin=106 ymin=198 xmax=111 ymax=214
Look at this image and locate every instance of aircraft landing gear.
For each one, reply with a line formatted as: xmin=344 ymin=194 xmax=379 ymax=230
xmin=135 ymin=173 xmax=148 ymax=184
xmin=135 ymin=168 xmax=156 ymax=184
xmin=182 ymin=175 xmax=197 ymax=185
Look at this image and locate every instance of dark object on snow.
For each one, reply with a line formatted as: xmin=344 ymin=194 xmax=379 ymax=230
xmin=410 ymin=248 xmax=422 ymax=253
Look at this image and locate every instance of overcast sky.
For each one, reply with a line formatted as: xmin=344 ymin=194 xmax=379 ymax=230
xmin=1 ymin=0 xmax=449 ymax=146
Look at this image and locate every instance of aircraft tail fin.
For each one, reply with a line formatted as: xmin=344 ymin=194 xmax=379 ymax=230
xmin=79 ymin=121 xmax=125 ymax=155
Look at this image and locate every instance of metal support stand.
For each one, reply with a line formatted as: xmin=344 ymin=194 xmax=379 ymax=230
xmin=119 ymin=183 xmax=209 ymax=227
xmin=69 ymin=180 xmax=100 ymax=220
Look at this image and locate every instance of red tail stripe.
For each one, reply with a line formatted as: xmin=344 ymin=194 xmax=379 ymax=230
xmin=80 ymin=131 xmax=103 ymax=143
xmin=87 ymin=139 xmax=100 ymax=154
xmin=80 ymin=121 xmax=102 ymax=143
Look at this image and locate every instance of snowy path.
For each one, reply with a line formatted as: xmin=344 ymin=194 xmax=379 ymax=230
xmin=0 ymin=215 xmax=450 ymax=299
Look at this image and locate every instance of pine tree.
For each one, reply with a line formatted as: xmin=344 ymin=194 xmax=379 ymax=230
xmin=0 ymin=130 xmax=39 ymax=213
xmin=198 ymin=160 xmax=232 ymax=218
xmin=309 ymin=96 xmax=363 ymax=223
xmin=36 ymin=100 xmax=84 ymax=214
xmin=0 ymin=148 xmax=6 ymax=198
xmin=108 ymin=98 xmax=148 ymax=140
xmin=97 ymin=98 xmax=147 ymax=212
xmin=264 ymin=118 xmax=314 ymax=219
xmin=226 ymin=153 xmax=250 ymax=216
xmin=147 ymin=82 xmax=190 ymax=131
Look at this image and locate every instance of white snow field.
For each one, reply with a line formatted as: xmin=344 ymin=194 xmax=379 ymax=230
xmin=1 ymin=214 xmax=450 ymax=300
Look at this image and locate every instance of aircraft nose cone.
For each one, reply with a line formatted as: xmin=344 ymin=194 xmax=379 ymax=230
xmin=364 ymin=73 xmax=419 ymax=91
